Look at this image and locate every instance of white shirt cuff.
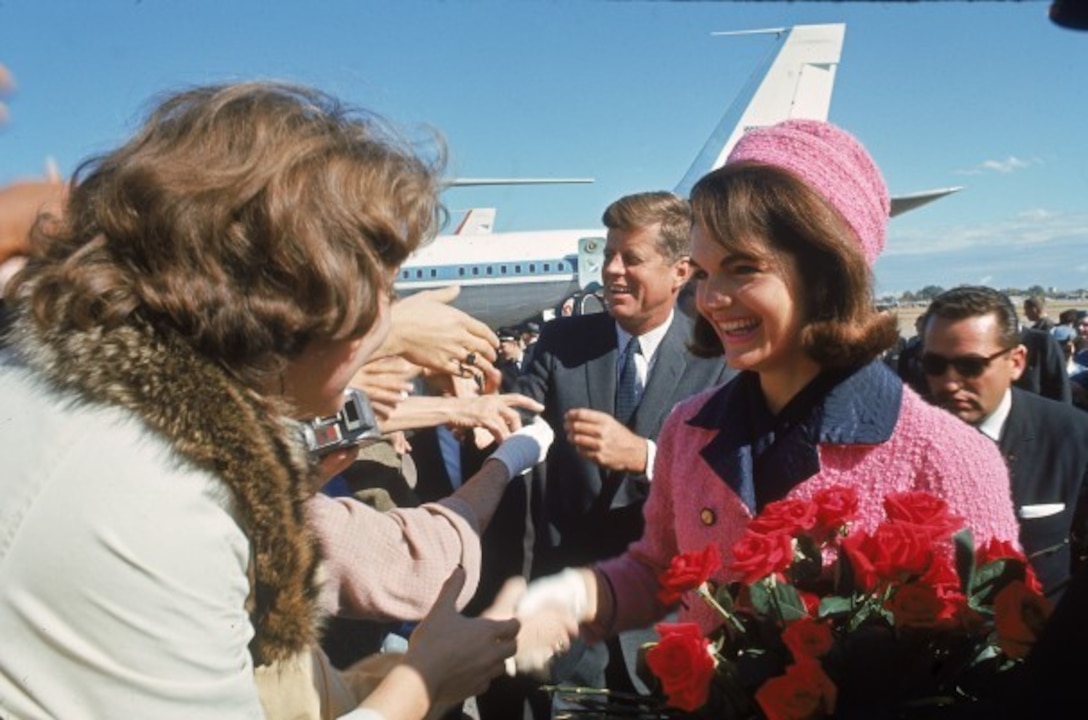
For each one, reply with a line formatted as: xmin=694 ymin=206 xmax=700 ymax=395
xmin=644 ymin=439 xmax=657 ymax=481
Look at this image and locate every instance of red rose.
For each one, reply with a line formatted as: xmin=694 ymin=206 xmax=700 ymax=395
xmin=645 ymin=622 xmax=716 ymax=712
xmin=883 ymin=491 xmax=963 ymax=541
xmin=657 ymin=544 xmax=721 ymax=606
xmin=1024 ymin=564 xmax=1045 ymax=595
xmin=867 ymin=521 xmax=934 ymax=581
xmin=885 ymin=582 xmax=945 ymax=628
xmin=749 ymin=498 xmax=819 ymax=536
xmin=811 ymin=486 xmax=859 ymax=536
xmin=782 ymin=617 xmax=833 ymax=661
xmin=918 ymin=556 xmax=969 ymax=627
xmin=755 ymin=660 xmax=837 ymax=720
xmin=840 ymin=528 xmax=879 ymax=592
xmin=975 ymin=538 xmax=1044 ymax=593
xmin=918 ymin=553 xmax=961 ymax=593
xmin=976 ymin=538 xmax=1027 ymax=566
xmin=798 ymin=589 xmax=821 ymax=617
xmin=729 ymin=530 xmax=795 ymax=584
xmin=994 ymin=580 xmax=1053 ymax=659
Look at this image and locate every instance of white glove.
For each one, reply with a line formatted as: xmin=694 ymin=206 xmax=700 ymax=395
xmin=508 ymin=568 xmax=589 ymax=675
xmin=517 ymin=568 xmax=590 ymax=623
xmin=487 ymin=416 xmax=553 ymax=478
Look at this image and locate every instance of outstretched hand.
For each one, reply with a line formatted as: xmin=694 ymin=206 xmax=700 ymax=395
xmin=352 ymin=355 xmax=420 ymax=421
xmin=384 ymin=286 xmax=499 ymax=386
xmin=446 ymin=392 xmax=545 ymax=445
xmin=0 ymin=176 xmax=67 ymax=265
xmin=403 ymin=567 xmax=520 ymax=706
xmin=485 ymin=575 xmax=580 ymax=679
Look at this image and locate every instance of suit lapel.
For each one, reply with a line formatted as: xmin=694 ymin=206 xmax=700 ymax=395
xmin=631 ymin=315 xmax=688 ymax=436
xmin=585 ymin=315 xmax=620 ymax=415
xmin=998 ymin=390 xmax=1033 ymax=504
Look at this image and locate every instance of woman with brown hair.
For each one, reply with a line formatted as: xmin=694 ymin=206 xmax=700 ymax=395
xmin=515 ymin=120 xmax=1022 ymax=683
xmin=0 ymin=82 xmax=546 ymax=720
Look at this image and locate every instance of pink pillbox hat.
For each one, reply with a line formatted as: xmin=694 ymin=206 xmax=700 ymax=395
xmin=727 ymin=119 xmax=890 ymax=266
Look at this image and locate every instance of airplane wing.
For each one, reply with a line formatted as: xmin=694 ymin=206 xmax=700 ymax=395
xmin=889 ymin=187 xmax=963 ymax=217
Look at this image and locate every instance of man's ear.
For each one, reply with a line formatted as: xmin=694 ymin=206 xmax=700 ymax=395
xmin=672 ymin=257 xmax=692 ymax=289
xmin=1009 ymin=344 xmax=1029 ymax=382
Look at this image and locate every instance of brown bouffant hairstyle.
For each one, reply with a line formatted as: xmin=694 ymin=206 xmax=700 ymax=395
xmin=688 ymin=162 xmax=899 ymax=368
xmin=601 ymin=191 xmax=691 ymax=263
xmin=7 ymin=82 xmax=445 ymax=388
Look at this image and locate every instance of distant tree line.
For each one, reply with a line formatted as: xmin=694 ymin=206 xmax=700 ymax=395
xmin=890 ymin=285 xmax=1068 ymax=304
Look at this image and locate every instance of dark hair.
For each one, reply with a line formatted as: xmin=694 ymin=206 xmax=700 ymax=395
xmin=8 ymin=82 xmax=446 ymax=389
xmin=601 ymin=191 xmax=691 ymax=263
xmin=687 ymin=162 xmax=898 ymax=367
xmin=924 ymin=286 xmax=1022 ymax=349
xmin=1059 ymin=308 xmax=1080 ymax=326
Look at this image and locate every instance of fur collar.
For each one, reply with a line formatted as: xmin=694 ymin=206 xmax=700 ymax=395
xmin=10 ymin=315 xmax=324 ymax=666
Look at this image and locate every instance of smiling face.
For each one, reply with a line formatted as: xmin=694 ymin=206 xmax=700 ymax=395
xmin=690 ymin=221 xmax=818 ymax=403
xmin=601 ymin=222 xmax=690 ymax=336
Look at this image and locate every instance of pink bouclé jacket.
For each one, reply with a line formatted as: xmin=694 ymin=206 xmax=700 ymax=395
xmin=589 ymin=361 xmax=1022 ymax=640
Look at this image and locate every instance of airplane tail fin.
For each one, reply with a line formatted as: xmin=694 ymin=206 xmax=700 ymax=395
xmin=454 ymin=208 xmax=497 ymax=235
xmin=673 ymin=23 xmax=845 ymax=197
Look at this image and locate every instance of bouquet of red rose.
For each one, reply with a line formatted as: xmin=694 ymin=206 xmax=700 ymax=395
xmin=550 ymin=486 xmax=1053 ymax=720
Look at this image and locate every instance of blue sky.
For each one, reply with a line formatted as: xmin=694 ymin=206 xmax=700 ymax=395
xmin=2 ymin=1 xmax=1086 ymax=295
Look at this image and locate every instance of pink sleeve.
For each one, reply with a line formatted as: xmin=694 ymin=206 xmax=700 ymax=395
xmin=903 ymin=394 xmax=1022 ymax=548
xmin=307 ymin=493 xmax=483 ymax=620
xmin=588 ymin=405 xmax=689 ymax=640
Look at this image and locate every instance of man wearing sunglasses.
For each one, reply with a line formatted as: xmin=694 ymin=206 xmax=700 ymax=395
xmin=923 ymin=285 xmax=1088 ymax=601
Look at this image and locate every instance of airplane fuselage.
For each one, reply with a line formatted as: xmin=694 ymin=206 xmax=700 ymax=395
xmin=394 ymin=229 xmax=602 ymax=328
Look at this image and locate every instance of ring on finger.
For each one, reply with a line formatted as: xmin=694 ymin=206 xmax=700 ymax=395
xmin=465 ymin=351 xmax=477 ymax=366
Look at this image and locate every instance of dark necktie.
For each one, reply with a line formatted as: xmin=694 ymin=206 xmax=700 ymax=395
xmin=615 ymin=337 xmax=641 ymax=426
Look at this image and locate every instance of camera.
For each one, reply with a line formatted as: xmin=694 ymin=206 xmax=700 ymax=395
xmin=302 ymin=388 xmax=382 ymax=458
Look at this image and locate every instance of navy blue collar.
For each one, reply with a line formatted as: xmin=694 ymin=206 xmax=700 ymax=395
xmin=688 ymin=360 xmax=903 ymax=512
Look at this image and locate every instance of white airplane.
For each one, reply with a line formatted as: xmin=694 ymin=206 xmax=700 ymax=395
xmin=394 ymin=23 xmax=959 ymax=329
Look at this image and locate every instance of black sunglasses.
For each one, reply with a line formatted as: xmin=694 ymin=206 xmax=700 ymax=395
xmin=920 ymin=347 xmax=1013 ymax=379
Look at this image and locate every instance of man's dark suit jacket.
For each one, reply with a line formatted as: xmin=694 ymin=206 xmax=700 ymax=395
xmin=999 ymin=387 xmax=1088 ymax=601
xmin=1017 ymin=328 xmax=1071 ymax=404
xmin=515 ymin=310 xmax=734 ymax=696
xmin=519 ymin=311 xmax=734 ymax=574
xmin=496 ymin=357 xmax=522 ymax=394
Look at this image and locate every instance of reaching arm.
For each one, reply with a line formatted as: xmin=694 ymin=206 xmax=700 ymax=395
xmin=373 ymin=287 xmax=499 ymax=389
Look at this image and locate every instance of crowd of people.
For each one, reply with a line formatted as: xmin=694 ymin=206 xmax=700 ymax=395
xmin=1 ymin=78 xmax=1087 ymax=720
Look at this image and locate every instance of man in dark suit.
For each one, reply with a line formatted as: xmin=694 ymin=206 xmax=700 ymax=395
xmin=514 ymin=191 xmax=734 ymax=706
xmin=923 ymin=286 xmax=1088 ymax=601
xmin=1016 ymin=326 xmax=1071 ymax=403
xmin=495 ymin=326 xmax=525 ymax=393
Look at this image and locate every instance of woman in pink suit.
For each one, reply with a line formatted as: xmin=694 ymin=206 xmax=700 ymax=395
xmin=516 ymin=119 xmax=1021 ymax=662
